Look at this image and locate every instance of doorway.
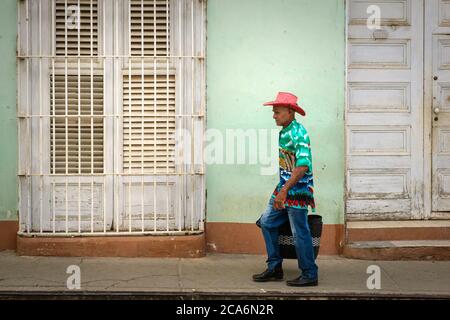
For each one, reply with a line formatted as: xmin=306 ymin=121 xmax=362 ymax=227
xmin=346 ymin=0 xmax=450 ymax=220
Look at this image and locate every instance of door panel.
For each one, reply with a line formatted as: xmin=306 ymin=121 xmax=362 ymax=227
xmin=431 ymin=34 xmax=450 ymax=214
xmin=425 ymin=0 xmax=450 ymax=218
xmin=346 ymin=0 xmax=424 ymax=220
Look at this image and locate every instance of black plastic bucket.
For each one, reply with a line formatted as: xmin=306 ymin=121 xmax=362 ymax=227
xmin=256 ymin=214 xmax=322 ymax=260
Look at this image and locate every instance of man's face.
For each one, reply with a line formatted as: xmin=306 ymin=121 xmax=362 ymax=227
xmin=272 ymin=106 xmax=293 ymax=126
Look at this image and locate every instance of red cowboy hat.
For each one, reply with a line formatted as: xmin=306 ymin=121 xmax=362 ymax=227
xmin=263 ymin=91 xmax=306 ymax=116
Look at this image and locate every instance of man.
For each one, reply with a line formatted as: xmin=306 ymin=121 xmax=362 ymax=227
xmin=253 ymin=91 xmax=318 ymax=287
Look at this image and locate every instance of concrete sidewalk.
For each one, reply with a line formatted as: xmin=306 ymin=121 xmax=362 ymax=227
xmin=0 ymin=251 xmax=449 ymax=299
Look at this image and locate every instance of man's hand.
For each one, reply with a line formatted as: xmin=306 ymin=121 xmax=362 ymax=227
xmin=272 ymin=166 xmax=308 ymax=210
xmin=273 ymin=189 xmax=287 ymax=210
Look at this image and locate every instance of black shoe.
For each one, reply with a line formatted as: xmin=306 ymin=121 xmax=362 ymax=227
xmin=252 ymin=266 xmax=284 ymax=282
xmin=286 ymin=276 xmax=318 ymax=287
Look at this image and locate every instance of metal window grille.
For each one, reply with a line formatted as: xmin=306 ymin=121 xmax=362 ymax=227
xmin=17 ymin=0 xmax=206 ymax=236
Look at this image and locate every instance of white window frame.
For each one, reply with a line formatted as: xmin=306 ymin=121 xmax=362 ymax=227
xmin=17 ymin=0 xmax=206 ymax=236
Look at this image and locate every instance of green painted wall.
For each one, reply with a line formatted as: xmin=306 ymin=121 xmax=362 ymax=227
xmin=0 ymin=0 xmax=17 ymax=221
xmin=206 ymin=0 xmax=345 ymax=224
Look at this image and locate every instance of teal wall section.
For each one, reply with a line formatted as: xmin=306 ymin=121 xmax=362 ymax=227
xmin=0 ymin=0 xmax=17 ymax=221
xmin=206 ymin=0 xmax=345 ymax=224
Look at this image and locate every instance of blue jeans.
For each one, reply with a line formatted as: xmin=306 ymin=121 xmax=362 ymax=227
xmin=259 ymin=197 xmax=318 ymax=280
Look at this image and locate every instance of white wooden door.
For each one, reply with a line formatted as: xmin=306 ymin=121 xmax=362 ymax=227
xmin=346 ymin=0 xmax=424 ymax=220
xmin=114 ymin=0 xmax=204 ymax=232
xmin=426 ymin=0 xmax=450 ymax=218
xmin=25 ymin=0 xmax=114 ymax=232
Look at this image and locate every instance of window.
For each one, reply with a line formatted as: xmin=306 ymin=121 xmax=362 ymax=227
xmin=17 ymin=0 xmax=206 ymax=235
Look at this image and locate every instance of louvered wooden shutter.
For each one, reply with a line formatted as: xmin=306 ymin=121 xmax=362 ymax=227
xmin=55 ymin=0 xmax=98 ymax=56
xmin=130 ymin=0 xmax=170 ymax=56
xmin=124 ymin=0 xmax=175 ymax=174
xmin=52 ymin=0 xmax=103 ymax=174
xmin=50 ymin=74 xmax=104 ymax=174
xmin=123 ymin=73 xmax=176 ymax=173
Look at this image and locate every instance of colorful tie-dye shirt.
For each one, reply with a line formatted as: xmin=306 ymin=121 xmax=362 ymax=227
xmin=271 ymin=118 xmax=316 ymax=211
